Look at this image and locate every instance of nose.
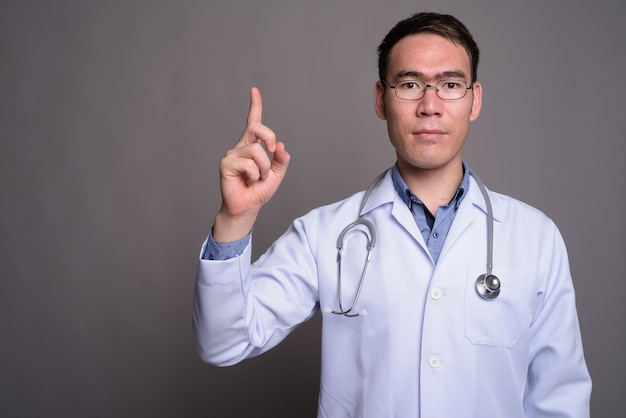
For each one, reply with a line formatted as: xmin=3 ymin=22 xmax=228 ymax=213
xmin=416 ymin=85 xmax=443 ymax=116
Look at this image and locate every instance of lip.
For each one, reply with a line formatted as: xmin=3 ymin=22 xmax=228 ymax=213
xmin=413 ymin=129 xmax=446 ymax=138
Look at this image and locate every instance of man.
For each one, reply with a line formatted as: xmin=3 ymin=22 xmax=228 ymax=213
xmin=193 ymin=12 xmax=591 ymax=417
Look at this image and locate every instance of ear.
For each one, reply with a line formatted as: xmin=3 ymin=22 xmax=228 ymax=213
xmin=374 ymin=81 xmax=387 ymax=120
xmin=469 ymin=81 xmax=482 ymax=121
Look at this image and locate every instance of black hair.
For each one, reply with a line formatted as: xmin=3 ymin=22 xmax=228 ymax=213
xmin=377 ymin=12 xmax=480 ymax=83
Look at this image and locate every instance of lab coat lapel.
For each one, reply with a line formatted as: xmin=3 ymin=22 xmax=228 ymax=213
xmin=391 ymin=194 xmax=428 ymax=250
xmin=359 ymin=169 xmax=429 ymax=251
xmin=441 ymin=193 xmax=476 ymax=254
xmin=441 ymin=176 xmax=498 ymax=256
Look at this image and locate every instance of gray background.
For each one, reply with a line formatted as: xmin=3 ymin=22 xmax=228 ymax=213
xmin=1 ymin=0 xmax=624 ymax=417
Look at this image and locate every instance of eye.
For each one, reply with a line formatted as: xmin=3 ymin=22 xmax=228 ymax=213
xmin=441 ymin=81 xmax=463 ymax=90
xmin=398 ymin=80 xmax=422 ymax=90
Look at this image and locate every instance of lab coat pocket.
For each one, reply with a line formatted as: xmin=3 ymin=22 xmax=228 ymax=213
xmin=464 ymin=266 xmax=533 ymax=348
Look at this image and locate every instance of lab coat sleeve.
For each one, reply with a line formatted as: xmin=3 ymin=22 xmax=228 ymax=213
xmin=192 ymin=219 xmax=319 ymax=366
xmin=192 ymin=239 xmax=254 ymax=366
xmin=523 ymin=225 xmax=591 ymax=417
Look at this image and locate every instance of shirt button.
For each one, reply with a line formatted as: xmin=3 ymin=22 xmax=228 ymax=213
xmin=428 ymin=356 xmax=441 ymax=369
xmin=433 ymin=232 xmax=439 ymax=238
xmin=431 ymin=288 xmax=443 ymax=300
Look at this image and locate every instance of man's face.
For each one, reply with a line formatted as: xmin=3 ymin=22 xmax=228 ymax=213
xmin=375 ymin=33 xmax=482 ymax=175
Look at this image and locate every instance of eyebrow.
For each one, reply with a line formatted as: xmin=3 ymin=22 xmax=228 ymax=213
xmin=393 ymin=70 xmax=467 ymax=81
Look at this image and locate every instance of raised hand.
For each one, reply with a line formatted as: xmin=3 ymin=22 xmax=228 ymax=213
xmin=213 ymin=87 xmax=291 ymax=242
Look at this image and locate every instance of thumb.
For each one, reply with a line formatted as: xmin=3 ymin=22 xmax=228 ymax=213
xmin=270 ymin=141 xmax=291 ymax=177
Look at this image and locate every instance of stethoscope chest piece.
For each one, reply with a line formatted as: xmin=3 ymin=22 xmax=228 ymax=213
xmin=475 ymin=274 xmax=501 ymax=300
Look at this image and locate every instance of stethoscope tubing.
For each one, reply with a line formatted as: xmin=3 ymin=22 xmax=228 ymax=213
xmin=328 ymin=168 xmax=499 ymax=317
xmin=468 ymin=169 xmax=494 ymax=276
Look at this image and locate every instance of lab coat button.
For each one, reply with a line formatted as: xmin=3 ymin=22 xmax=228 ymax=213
xmin=428 ymin=356 xmax=441 ymax=368
xmin=431 ymin=288 xmax=443 ymax=300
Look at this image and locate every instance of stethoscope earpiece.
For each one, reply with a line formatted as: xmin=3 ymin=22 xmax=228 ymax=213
xmin=475 ymin=274 xmax=501 ymax=300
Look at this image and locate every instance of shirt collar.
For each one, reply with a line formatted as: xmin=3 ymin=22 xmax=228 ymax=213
xmin=391 ymin=161 xmax=470 ymax=211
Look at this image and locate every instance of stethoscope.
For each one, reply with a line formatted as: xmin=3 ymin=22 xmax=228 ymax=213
xmin=326 ymin=169 xmax=501 ymax=318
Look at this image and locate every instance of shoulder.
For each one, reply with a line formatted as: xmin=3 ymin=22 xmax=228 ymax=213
xmin=298 ymin=170 xmax=396 ymax=226
xmin=298 ymin=190 xmax=367 ymax=225
xmin=486 ymin=189 xmax=560 ymax=235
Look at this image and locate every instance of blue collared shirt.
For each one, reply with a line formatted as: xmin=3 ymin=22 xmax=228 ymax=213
xmin=391 ymin=162 xmax=469 ymax=264
xmin=204 ymin=228 xmax=250 ymax=260
xmin=204 ymin=162 xmax=470 ymax=263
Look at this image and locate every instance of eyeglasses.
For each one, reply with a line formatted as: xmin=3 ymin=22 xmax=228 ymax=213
xmin=383 ymin=79 xmax=472 ymax=100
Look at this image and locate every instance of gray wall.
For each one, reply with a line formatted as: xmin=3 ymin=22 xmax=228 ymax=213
xmin=1 ymin=0 xmax=624 ymax=416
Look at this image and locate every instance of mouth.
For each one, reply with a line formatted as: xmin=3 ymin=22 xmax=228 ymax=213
xmin=413 ymin=129 xmax=446 ymax=139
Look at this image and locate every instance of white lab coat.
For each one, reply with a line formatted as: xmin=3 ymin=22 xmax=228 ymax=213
xmin=193 ymin=170 xmax=591 ymax=417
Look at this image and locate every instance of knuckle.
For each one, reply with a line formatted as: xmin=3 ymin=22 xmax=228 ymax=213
xmin=218 ymin=157 xmax=231 ymax=172
xmin=223 ymin=148 xmax=238 ymax=161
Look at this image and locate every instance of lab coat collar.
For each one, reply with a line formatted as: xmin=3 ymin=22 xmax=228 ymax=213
xmin=359 ymin=168 xmax=427 ymax=251
xmin=467 ymin=175 xmax=503 ymax=223
xmin=359 ymin=168 xmax=396 ymax=216
xmin=358 ymin=167 xmax=503 ymax=224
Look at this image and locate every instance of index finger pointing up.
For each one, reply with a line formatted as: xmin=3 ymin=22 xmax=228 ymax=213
xmin=246 ymin=87 xmax=263 ymax=126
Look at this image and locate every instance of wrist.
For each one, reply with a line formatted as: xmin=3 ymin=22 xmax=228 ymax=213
xmin=212 ymin=210 xmax=257 ymax=242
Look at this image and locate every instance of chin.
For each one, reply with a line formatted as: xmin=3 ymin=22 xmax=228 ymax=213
xmin=400 ymin=155 xmax=461 ymax=172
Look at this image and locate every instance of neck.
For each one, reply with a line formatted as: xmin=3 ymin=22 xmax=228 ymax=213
xmin=398 ymin=160 xmax=464 ymax=216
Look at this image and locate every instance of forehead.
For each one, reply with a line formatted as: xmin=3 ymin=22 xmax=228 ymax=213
xmin=387 ymin=33 xmax=471 ymax=79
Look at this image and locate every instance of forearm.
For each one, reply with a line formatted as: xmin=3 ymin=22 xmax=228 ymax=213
xmin=523 ymin=227 xmax=591 ymax=416
xmin=192 ymin=219 xmax=320 ymax=366
xmin=212 ymin=209 xmax=258 ymax=243
xmin=193 ymin=242 xmax=258 ymax=366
